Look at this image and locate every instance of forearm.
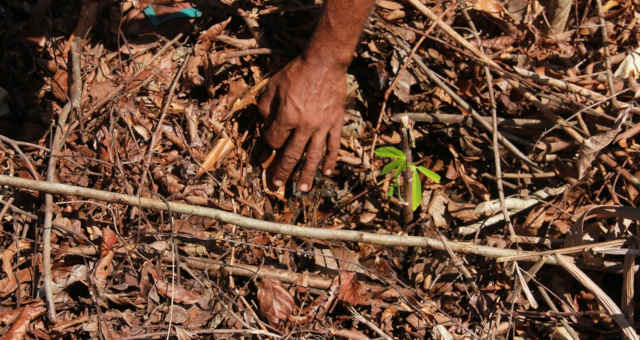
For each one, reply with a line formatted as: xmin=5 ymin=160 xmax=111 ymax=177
xmin=304 ymin=0 xmax=376 ymax=68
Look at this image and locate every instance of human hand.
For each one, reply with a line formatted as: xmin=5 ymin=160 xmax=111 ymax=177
xmin=258 ymin=57 xmax=346 ymax=192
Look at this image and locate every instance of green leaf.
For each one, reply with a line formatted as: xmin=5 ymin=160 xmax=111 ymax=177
xmin=374 ymin=146 xmax=405 ymax=160
xmin=416 ymin=166 xmax=441 ymax=184
xmin=381 ymin=159 xmax=404 ymax=175
xmin=411 ymin=167 xmax=422 ymax=211
xmin=388 ymin=183 xmax=395 ymax=198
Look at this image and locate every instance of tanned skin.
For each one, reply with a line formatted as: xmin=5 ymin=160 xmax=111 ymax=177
xmin=258 ymin=0 xmax=376 ymax=192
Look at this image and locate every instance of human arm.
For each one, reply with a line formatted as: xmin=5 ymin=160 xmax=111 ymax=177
xmin=258 ymin=0 xmax=376 ymax=192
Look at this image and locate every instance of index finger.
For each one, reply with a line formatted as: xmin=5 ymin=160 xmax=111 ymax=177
xmin=270 ymin=130 xmax=311 ymax=186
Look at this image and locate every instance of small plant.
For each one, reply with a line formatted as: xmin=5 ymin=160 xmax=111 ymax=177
xmin=375 ymin=146 xmax=441 ymax=212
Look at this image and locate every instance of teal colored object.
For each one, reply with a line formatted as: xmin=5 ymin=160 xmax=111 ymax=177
xmin=143 ymin=5 xmax=202 ymax=27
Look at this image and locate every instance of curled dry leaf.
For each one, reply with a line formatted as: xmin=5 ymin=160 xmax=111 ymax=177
xmin=93 ymin=250 xmax=114 ymax=289
xmin=256 ymin=278 xmax=295 ymax=326
xmin=165 ymin=305 xmax=189 ymax=324
xmin=196 ymin=137 xmax=234 ymax=177
xmin=427 ymin=190 xmax=448 ymax=228
xmin=0 ymin=303 xmax=46 ymax=340
xmin=101 ymin=227 xmax=118 ymax=254
xmin=155 ymin=279 xmax=209 ymax=307
xmin=0 ymin=240 xmax=31 ymax=298
xmin=577 ymin=109 xmax=627 ymax=178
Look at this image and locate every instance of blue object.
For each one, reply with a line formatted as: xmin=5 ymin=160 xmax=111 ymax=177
xmin=143 ymin=5 xmax=202 ymax=27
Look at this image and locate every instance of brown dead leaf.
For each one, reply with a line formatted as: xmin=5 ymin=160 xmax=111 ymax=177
xmin=51 ymin=69 xmax=69 ymax=102
xmin=331 ymin=247 xmax=363 ymax=273
xmin=124 ymin=68 xmax=154 ymax=92
xmin=93 ymin=250 xmax=114 ymax=289
xmin=256 ymin=278 xmax=295 ymax=326
xmin=197 ymin=137 xmax=234 ymax=177
xmin=0 ymin=303 xmax=46 ymax=340
xmin=427 ymin=190 xmax=448 ymax=228
xmin=473 ymin=0 xmax=507 ymax=18
xmin=337 ymin=271 xmax=363 ymax=305
xmin=165 ymin=305 xmax=189 ymax=324
xmin=0 ymin=241 xmax=31 ymax=298
xmin=88 ymin=80 xmax=116 ymax=101
xmin=152 ymin=166 xmax=185 ymax=194
xmin=577 ymin=110 xmax=627 ymax=178
xmin=377 ymin=0 xmax=403 ymax=10
xmin=101 ymin=228 xmax=118 ymax=255
xmin=156 ymin=280 xmax=208 ymax=307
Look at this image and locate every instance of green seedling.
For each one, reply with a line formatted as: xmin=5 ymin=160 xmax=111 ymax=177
xmin=375 ymin=146 xmax=441 ymax=212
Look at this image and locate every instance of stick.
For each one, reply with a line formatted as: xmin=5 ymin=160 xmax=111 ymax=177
xmin=0 ymin=174 xmax=560 ymax=264
xmin=42 ymin=34 xmax=82 ymax=321
xmin=403 ymin=0 xmax=501 ymax=70
xmin=595 ymin=0 xmax=618 ymax=108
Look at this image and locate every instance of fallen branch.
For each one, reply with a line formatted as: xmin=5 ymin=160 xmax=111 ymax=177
xmin=0 ymin=174 xmax=560 ymax=265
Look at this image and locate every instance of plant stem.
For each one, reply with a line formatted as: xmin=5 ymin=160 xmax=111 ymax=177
xmin=400 ymin=116 xmax=413 ymax=224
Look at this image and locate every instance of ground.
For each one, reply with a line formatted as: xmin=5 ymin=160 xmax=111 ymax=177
xmin=0 ymin=0 xmax=638 ymax=339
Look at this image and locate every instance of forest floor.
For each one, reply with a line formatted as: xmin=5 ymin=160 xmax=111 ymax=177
xmin=0 ymin=0 xmax=639 ymax=339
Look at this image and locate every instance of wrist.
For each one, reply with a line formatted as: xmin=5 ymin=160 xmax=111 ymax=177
xmin=302 ymin=44 xmax=353 ymax=71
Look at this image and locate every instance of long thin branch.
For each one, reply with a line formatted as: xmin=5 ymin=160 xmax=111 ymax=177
xmin=0 ymin=174 xmax=563 ymax=265
xmin=403 ymin=0 xmax=501 ymax=70
xmin=556 ymin=255 xmax=638 ymax=340
xmin=461 ymin=7 xmax=517 ymax=242
xmin=595 ymin=0 xmax=618 ymax=108
xmin=42 ymin=35 xmax=83 ymax=321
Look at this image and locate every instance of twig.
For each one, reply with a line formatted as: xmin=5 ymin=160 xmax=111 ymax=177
xmin=595 ymin=0 xmax=619 ymax=108
xmin=391 ymin=112 xmax=544 ymax=126
xmin=42 ymin=34 xmax=83 ymax=321
xmin=457 ymin=185 xmax=568 ymax=235
xmin=555 ymin=254 xmax=638 ymax=340
xmin=0 ymin=135 xmax=41 ymax=181
xmin=140 ymin=53 xmax=190 ymax=189
xmin=496 ymin=239 xmax=626 ymax=263
xmin=403 ymin=0 xmax=501 ymax=70
xmin=349 ymin=307 xmax=394 ymax=340
xmin=461 ymin=7 xmax=517 ymax=242
xmin=437 ymin=232 xmax=479 ymax=293
xmin=513 ymin=67 xmax=635 ymax=113
xmin=0 ymin=174 xmax=567 ymax=265
xmin=416 ymin=62 xmax=539 ymax=169
xmin=400 ymin=116 xmax=413 ymax=224
xmin=621 ymin=236 xmax=637 ymax=322
xmin=86 ymin=33 xmax=183 ymax=116
xmin=119 ymin=328 xmax=281 ymax=340
xmin=219 ymin=48 xmax=272 ymax=59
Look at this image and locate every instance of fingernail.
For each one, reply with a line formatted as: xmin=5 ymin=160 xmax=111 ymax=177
xmin=324 ymin=169 xmax=332 ymax=176
xmin=274 ymin=180 xmax=283 ymax=187
xmin=299 ymin=184 xmax=309 ymax=192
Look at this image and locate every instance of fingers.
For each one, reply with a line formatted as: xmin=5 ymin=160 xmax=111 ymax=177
xmin=271 ymin=130 xmax=311 ymax=187
xmin=322 ymin=119 xmax=342 ymax=176
xmin=298 ymin=132 xmax=326 ymax=192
